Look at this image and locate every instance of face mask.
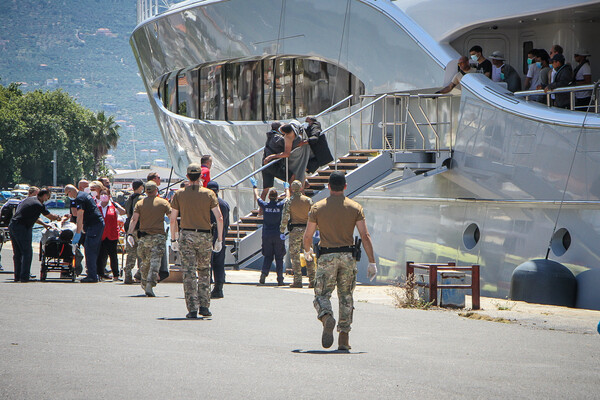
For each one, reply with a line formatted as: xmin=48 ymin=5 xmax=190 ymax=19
xmin=536 ymin=62 xmax=542 ymax=68
xmin=500 ymin=73 xmax=505 ymax=80
xmin=527 ymin=58 xmax=533 ymax=65
xmin=68 ymin=196 xmax=76 ymax=201
xmin=100 ymin=194 xmax=109 ymax=202
xmin=470 ymin=54 xmax=478 ymax=62
xmin=83 ymin=187 xmax=91 ymax=194
xmin=90 ymin=191 xmax=98 ymax=198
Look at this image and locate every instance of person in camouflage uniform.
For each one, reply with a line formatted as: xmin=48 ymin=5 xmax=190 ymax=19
xmin=170 ymin=163 xmax=223 ymax=319
xmin=303 ymin=171 xmax=377 ymax=351
xmin=126 ymin=181 xmax=171 ymax=297
xmin=123 ymin=180 xmax=145 ymax=284
xmin=280 ymin=180 xmax=314 ymax=288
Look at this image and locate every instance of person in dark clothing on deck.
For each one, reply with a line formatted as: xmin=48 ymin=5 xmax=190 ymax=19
xmin=9 ymin=188 xmax=60 ymax=282
xmin=65 ymin=184 xmax=105 ymax=283
xmin=206 ymin=180 xmax=230 ymax=299
xmin=545 ymin=53 xmax=574 ymax=109
xmin=251 ymin=178 xmax=288 ymax=286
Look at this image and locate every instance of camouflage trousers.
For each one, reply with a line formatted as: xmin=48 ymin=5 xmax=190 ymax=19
xmin=180 ymin=230 xmax=213 ymax=312
xmin=137 ymin=234 xmax=166 ymax=289
xmin=289 ymin=227 xmax=315 ymax=286
xmin=313 ymin=253 xmax=357 ymax=333
xmin=124 ymin=230 xmax=139 ymax=272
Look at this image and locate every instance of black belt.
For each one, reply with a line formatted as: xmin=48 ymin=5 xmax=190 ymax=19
xmin=181 ymin=228 xmax=211 ymax=233
xmin=319 ymin=246 xmax=354 ymax=256
xmin=289 ymin=223 xmax=306 ymax=229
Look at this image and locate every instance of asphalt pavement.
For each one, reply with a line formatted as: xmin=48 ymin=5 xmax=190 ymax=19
xmin=0 ymin=244 xmax=599 ymax=399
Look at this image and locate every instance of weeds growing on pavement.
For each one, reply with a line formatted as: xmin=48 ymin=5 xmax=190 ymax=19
xmin=459 ymin=312 xmax=512 ymax=324
xmin=491 ymin=300 xmax=516 ymax=311
xmin=388 ymin=273 xmax=435 ymax=310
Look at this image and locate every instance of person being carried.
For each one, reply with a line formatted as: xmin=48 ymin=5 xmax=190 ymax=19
xmin=263 ymin=122 xmax=311 ymax=187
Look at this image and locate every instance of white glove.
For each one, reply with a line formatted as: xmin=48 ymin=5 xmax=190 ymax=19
xmin=304 ymin=249 xmax=313 ymax=262
xmin=171 ymin=240 xmax=179 ymax=252
xmin=367 ymin=263 xmax=377 ymax=281
xmin=126 ymin=234 xmax=135 ymax=248
xmin=213 ymin=240 xmax=222 ymax=253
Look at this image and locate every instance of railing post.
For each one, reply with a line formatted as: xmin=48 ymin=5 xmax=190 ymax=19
xmin=472 ymin=265 xmax=480 ymax=310
xmin=429 ymin=265 xmax=437 ymax=306
xmin=236 ymin=185 xmax=240 ymax=244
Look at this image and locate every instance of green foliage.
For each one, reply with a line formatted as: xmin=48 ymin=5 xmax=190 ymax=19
xmin=0 ymin=81 xmax=119 ymax=187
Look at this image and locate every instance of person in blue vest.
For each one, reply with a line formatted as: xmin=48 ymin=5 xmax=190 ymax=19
xmin=251 ymin=177 xmax=288 ymax=285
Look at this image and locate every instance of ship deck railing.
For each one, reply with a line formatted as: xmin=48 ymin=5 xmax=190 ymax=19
xmin=515 ymin=83 xmax=599 ymax=113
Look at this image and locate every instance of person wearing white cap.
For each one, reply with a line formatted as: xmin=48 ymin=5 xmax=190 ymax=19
xmin=573 ymin=49 xmax=592 ymax=110
xmin=488 ymin=51 xmax=505 ymax=82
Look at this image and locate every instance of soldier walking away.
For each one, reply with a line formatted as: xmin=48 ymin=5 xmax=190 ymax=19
xmin=303 ymin=171 xmax=377 ymax=351
xmin=123 ymin=180 xmax=145 ymax=284
xmin=170 ymin=163 xmax=223 ymax=319
xmin=280 ymin=180 xmax=314 ymax=288
xmin=251 ymin=178 xmax=287 ymax=286
xmin=206 ymin=181 xmax=230 ymax=299
xmin=126 ymin=181 xmax=171 ymax=297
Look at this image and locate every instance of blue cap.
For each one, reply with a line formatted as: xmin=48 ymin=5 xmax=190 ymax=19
xmin=207 ymin=181 xmax=219 ymax=192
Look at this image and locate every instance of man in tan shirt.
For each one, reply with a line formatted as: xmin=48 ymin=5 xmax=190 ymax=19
xmin=170 ymin=163 xmax=223 ymax=319
xmin=280 ymin=180 xmax=314 ymax=288
xmin=303 ymin=171 xmax=377 ymax=351
xmin=127 ymin=181 xmax=171 ymax=297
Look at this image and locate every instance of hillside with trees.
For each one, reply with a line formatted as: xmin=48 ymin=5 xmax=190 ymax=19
xmin=0 ymin=83 xmax=120 ymax=187
xmin=0 ymin=0 xmax=167 ymax=169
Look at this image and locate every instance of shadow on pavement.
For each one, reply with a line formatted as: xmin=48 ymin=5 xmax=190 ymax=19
xmin=157 ymin=317 xmax=211 ymax=321
xmin=121 ymin=294 xmax=170 ymax=298
xmin=291 ymin=349 xmax=366 ymax=355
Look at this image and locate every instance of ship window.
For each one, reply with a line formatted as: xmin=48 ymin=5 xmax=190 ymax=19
xmin=463 ymin=223 xmax=480 ymax=250
xmin=550 ymin=228 xmax=571 ymax=256
xmin=178 ymin=68 xmax=199 ymax=118
xmin=275 ymin=58 xmax=294 ymax=120
xmin=225 ymin=61 xmax=262 ymax=121
xmin=200 ymin=64 xmax=225 ymax=120
xmin=158 ymin=56 xmax=365 ymax=121
xmin=164 ymin=72 xmax=178 ymax=113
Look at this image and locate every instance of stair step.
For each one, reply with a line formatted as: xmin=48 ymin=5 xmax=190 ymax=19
xmin=327 ymin=162 xmax=359 ymax=170
xmin=228 ymin=223 xmax=258 ymax=230
xmin=241 ymin=216 xmax=263 ymax=223
xmin=306 ymin=175 xmax=329 ymax=181
xmin=226 ymin=231 xmax=252 ymax=237
xmin=338 ymin=156 xmax=370 ymax=163
xmin=349 ymin=149 xmax=380 ymax=156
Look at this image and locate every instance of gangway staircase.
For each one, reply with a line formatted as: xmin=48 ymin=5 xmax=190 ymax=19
xmin=222 ymin=92 xmax=456 ymax=269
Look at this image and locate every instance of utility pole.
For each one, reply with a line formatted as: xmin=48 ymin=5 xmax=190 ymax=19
xmin=52 ymin=150 xmax=57 ymax=186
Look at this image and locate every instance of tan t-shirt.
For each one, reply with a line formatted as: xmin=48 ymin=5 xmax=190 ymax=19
xmin=290 ymin=194 xmax=313 ymax=224
xmin=451 ymin=68 xmax=474 ymax=90
xmin=308 ymin=195 xmax=365 ymax=248
xmin=170 ymin=185 xmax=218 ymax=230
xmin=134 ymin=196 xmax=171 ymax=235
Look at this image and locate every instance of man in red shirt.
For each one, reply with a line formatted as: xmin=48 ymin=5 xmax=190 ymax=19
xmin=200 ymin=155 xmax=212 ymax=188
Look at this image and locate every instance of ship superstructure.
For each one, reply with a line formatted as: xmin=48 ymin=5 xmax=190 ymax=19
xmin=131 ymin=0 xmax=600 ymax=309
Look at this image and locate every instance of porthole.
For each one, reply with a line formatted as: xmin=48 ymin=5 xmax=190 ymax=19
xmin=463 ymin=223 xmax=480 ymax=250
xmin=550 ymin=228 xmax=571 ymax=256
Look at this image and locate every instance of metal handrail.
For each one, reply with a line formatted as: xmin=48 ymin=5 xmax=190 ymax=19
xmin=515 ymin=83 xmax=599 ymax=112
xmin=320 ymin=94 xmax=387 ymax=137
xmin=213 ymin=94 xmax=354 ymax=182
xmin=212 ymin=147 xmax=264 ymax=181
xmin=515 ymin=83 xmax=597 ymax=96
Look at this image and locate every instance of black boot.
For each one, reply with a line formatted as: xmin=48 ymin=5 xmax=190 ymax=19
xmin=211 ymin=283 xmax=224 ymax=299
xmin=259 ymin=272 xmax=267 ymax=284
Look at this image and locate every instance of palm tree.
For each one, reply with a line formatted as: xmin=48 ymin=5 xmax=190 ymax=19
xmin=90 ymin=111 xmax=120 ymax=176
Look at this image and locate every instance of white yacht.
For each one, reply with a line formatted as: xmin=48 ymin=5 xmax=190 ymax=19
xmin=130 ymin=0 xmax=600 ymax=309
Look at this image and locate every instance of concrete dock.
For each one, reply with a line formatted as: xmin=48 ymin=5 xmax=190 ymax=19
xmin=1 ymin=243 xmax=599 ymax=399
